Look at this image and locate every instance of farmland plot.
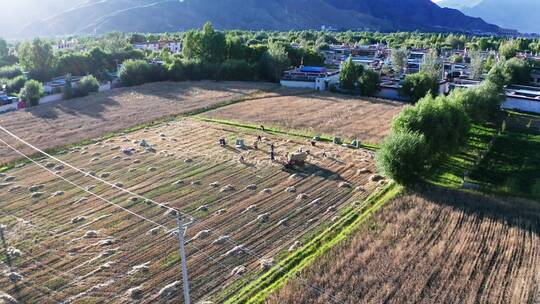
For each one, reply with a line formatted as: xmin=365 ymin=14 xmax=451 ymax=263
xmin=0 ymin=81 xmax=279 ymax=166
xmin=268 ymin=190 xmax=540 ymax=304
xmin=0 ymin=119 xmax=388 ymax=303
xmin=203 ymin=92 xmax=405 ymax=144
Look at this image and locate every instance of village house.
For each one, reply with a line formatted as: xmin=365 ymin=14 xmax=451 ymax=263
xmin=133 ymin=39 xmax=182 ymax=53
xmin=280 ymin=66 xmax=340 ymax=91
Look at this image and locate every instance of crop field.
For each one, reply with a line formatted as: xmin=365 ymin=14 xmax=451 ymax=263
xmin=0 ymin=119 xmax=388 ymax=303
xmin=268 ymin=190 xmax=540 ymax=304
xmin=0 ymin=81 xmax=280 ymax=166
xmin=202 ymin=92 xmax=405 ymax=144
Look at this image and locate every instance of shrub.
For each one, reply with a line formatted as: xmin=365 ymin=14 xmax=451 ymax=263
xmin=450 ymin=80 xmax=503 ymax=122
xmin=0 ymin=65 xmax=23 ymax=79
xmin=1 ymin=75 xmax=26 ymax=94
xmin=393 ymin=94 xmax=470 ymax=156
xmin=19 ymin=80 xmax=44 ymax=107
xmin=168 ymin=59 xmax=186 ymax=81
xmin=376 ymin=131 xmax=430 ymax=186
xmin=400 ymin=72 xmax=438 ymax=103
xmin=119 ymin=59 xmax=149 ymax=87
xmin=358 ymin=69 xmax=380 ymax=96
xmin=218 ymin=59 xmax=256 ymax=81
xmin=340 ymin=56 xmax=363 ymax=90
xmin=75 ymin=75 xmax=100 ymax=97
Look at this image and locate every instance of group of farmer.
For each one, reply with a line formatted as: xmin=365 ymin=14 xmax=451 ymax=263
xmin=218 ymin=125 xmax=277 ymax=163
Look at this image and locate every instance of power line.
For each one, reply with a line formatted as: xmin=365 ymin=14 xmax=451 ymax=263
xmin=0 ymin=124 xmax=346 ymax=304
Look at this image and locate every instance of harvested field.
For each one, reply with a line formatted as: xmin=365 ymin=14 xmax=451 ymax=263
xmin=0 ymin=81 xmax=279 ymax=166
xmin=0 ymin=119 xmax=387 ymax=303
xmin=203 ymin=92 xmax=405 ymax=144
xmin=268 ymin=190 xmax=540 ymax=304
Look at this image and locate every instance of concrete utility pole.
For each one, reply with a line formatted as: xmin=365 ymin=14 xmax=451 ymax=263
xmin=176 ymin=216 xmax=191 ymax=304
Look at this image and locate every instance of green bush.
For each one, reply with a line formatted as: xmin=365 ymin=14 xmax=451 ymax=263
xmin=400 ymin=72 xmax=438 ymax=103
xmin=376 ymin=131 xmax=430 ymax=186
xmin=450 ymin=80 xmax=503 ymax=122
xmin=118 ymin=60 xmax=166 ymax=87
xmin=358 ymin=69 xmax=381 ymax=96
xmin=19 ymin=79 xmax=44 ymax=107
xmin=0 ymin=65 xmax=23 ymax=79
xmin=393 ymin=94 xmax=470 ymax=156
xmin=167 ymin=59 xmax=187 ymax=81
xmin=340 ymin=56 xmax=364 ymax=90
xmin=1 ymin=75 xmax=26 ymax=94
xmin=76 ymin=75 xmax=100 ymax=97
xmin=218 ymin=59 xmax=256 ymax=81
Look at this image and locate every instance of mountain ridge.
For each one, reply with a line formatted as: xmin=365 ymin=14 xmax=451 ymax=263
xmin=13 ymin=0 xmax=502 ymax=38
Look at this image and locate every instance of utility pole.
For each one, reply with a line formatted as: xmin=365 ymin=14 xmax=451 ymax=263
xmin=0 ymin=224 xmax=13 ymax=271
xmin=176 ymin=216 xmax=191 ymax=304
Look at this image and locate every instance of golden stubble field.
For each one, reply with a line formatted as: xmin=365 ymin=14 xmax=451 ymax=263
xmin=203 ymin=92 xmax=405 ymax=144
xmin=0 ymin=119 xmax=389 ymax=303
xmin=269 ymin=190 xmax=540 ymax=304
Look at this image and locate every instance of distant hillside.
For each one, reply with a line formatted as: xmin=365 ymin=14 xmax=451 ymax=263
xmin=438 ymin=0 xmax=540 ymax=34
xmin=15 ymin=0 xmax=502 ymax=38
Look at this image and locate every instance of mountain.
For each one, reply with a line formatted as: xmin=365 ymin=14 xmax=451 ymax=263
xmin=438 ymin=0 xmax=540 ymax=34
xmin=434 ymin=0 xmax=482 ymax=10
xmin=463 ymin=0 xmax=540 ymax=34
xmin=14 ymin=0 xmax=502 ymax=38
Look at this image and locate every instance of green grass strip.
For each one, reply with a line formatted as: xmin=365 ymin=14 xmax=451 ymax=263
xmin=196 ymin=116 xmax=380 ymax=151
xmin=223 ymin=182 xmax=401 ymax=304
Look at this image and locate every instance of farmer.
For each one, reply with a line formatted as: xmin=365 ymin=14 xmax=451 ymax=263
xmin=239 ymin=155 xmax=245 ymax=163
xmin=257 ymin=135 xmax=262 ymax=142
xmin=270 ymin=143 xmax=275 ymax=152
xmin=270 ymin=151 xmax=275 ymax=162
xmin=260 ymin=125 xmax=265 ymax=131
xmin=253 ymin=141 xmax=258 ymax=150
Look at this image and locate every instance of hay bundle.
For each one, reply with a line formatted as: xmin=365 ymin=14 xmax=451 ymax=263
xmin=257 ymin=213 xmax=270 ymax=223
xmin=28 ymin=184 xmax=44 ymax=192
xmin=80 ymin=151 xmax=88 ymax=155
xmin=245 ymin=184 xmax=257 ymax=190
xmin=9 ymin=186 xmax=20 ymax=192
xmin=209 ymin=182 xmax=220 ymax=188
xmin=326 ymin=206 xmax=337 ymax=213
xmin=73 ymin=197 xmax=88 ymax=204
xmin=0 ymin=182 xmax=13 ymax=189
xmin=45 ymin=162 xmax=55 ymax=168
xmin=289 ymin=173 xmax=301 ymax=179
xmin=4 ymin=176 xmax=15 ymax=182
xmin=87 ymin=171 xmax=96 ymax=177
xmin=331 ymin=216 xmax=340 ymax=222
xmin=100 ymin=248 xmax=118 ymax=258
xmin=244 ymin=204 xmax=257 ymax=213
xmin=231 ymin=265 xmax=246 ymax=276
xmin=127 ymin=286 xmax=143 ymax=300
xmin=71 ymin=216 xmax=86 ymax=224
xmin=147 ymin=167 xmax=157 ymax=172
xmin=212 ymin=235 xmax=230 ymax=245
xmin=128 ymin=168 xmax=137 ymax=173
xmin=196 ymin=205 xmax=209 ymax=212
xmin=191 ymin=180 xmax=201 ymax=186
xmin=84 ymin=230 xmax=99 ymax=238
xmin=100 ymin=172 xmax=111 ymax=178
xmin=97 ymin=239 xmax=114 ymax=247
xmin=288 ymin=241 xmax=301 ymax=252
xmin=288 ymin=152 xmax=308 ymax=164
xmin=90 ymin=157 xmax=100 ymax=163
xmin=147 ymin=227 xmax=161 ymax=236
xmin=109 ymin=146 xmax=120 ymax=151
xmin=30 ymin=192 xmax=44 ymax=199
xmin=260 ymin=188 xmax=272 ymax=194
xmin=215 ymin=209 xmax=227 ymax=215
xmin=296 ymin=193 xmax=309 ymax=201
xmin=260 ymin=258 xmax=274 ymax=271
xmin=184 ymin=158 xmax=193 ymax=163
xmin=308 ymin=198 xmax=322 ymax=207
xmin=129 ymin=197 xmax=139 ymax=203
xmin=192 ymin=230 xmax=211 ymax=241
xmin=132 ymin=159 xmax=141 ymax=164
xmin=128 ymin=262 xmax=150 ymax=275
xmin=52 ymin=191 xmax=65 ymax=197
xmin=220 ymin=185 xmax=235 ymax=192
xmin=338 ymin=182 xmax=352 ymax=188
xmin=357 ymin=168 xmax=371 ymax=175
xmin=158 ymin=281 xmax=179 ymax=300
xmin=224 ymin=245 xmax=247 ymax=257
xmin=285 ymin=186 xmax=297 ymax=193
xmin=112 ymin=156 xmax=121 ymax=160
xmin=114 ymin=182 xmax=124 ymax=188
xmin=86 ymin=185 xmax=96 ymax=191
xmin=370 ymin=174 xmax=384 ymax=182
xmin=172 ymin=180 xmax=184 ymax=186
xmin=277 ymin=218 xmax=288 ymax=226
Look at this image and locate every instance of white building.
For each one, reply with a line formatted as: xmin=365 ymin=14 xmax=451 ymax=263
xmin=133 ymin=40 xmax=182 ymax=53
xmin=280 ymin=66 xmax=340 ymax=91
xmin=503 ymin=85 xmax=540 ymax=114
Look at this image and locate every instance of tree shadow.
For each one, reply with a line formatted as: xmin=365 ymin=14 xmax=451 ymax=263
xmin=27 ymin=94 xmax=120 ymax=120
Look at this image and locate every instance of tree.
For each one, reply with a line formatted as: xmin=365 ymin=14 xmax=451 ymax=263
xmin=1 ymin=75 xmax=26 ymax=94
xmin=400 ymin=72 xmax=438 ymax=103
xmin=358 ymin=68 xmax=380 ymax=96
xmin=504 ymin=58 xmax=532 ymax=85
xmin=340 ymin=56 xmax=363 ymax=90
xmin=18 ymin=39 xmax=55 ymax=82
xmin=182 ymin=22 xmax=226 ymax=63
xmin=0 ymin=65 xmax=23 ymax=79
xmin=376 ymin=131 xmax=430 ymax=186
xmin=420 ymin=49 xmax=441 ymax=80
xmin=469 ymin=50 xmax=485 ymax=80
xmin=63 ymin=74 xmax=74 ymax=100
xmin=393 ymin=94 xmax=470 ymax=156
xmin=56 ymin=53 xmax=91 ymax=76
xmin=218 ymin=59 xmax=256 ymax=81
xmin=450 ymin=81 xmax=503 ymax=122
xmin=260 ymin=41 xmax=290 ymax=82
xmin=19 ymin=80 xmax=44 ymax=107
xmin=0 ymin=38 xmax=8 ymax=59
xmin=118 ymin=59 xmax=150 ymax=86
xmin=225 ymin=34 xmax=248 ymax=60
xmin=391 ymin=48 xmax=408 ymax=75
xmin=499 ymin=40 xmax=519 ymax=59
